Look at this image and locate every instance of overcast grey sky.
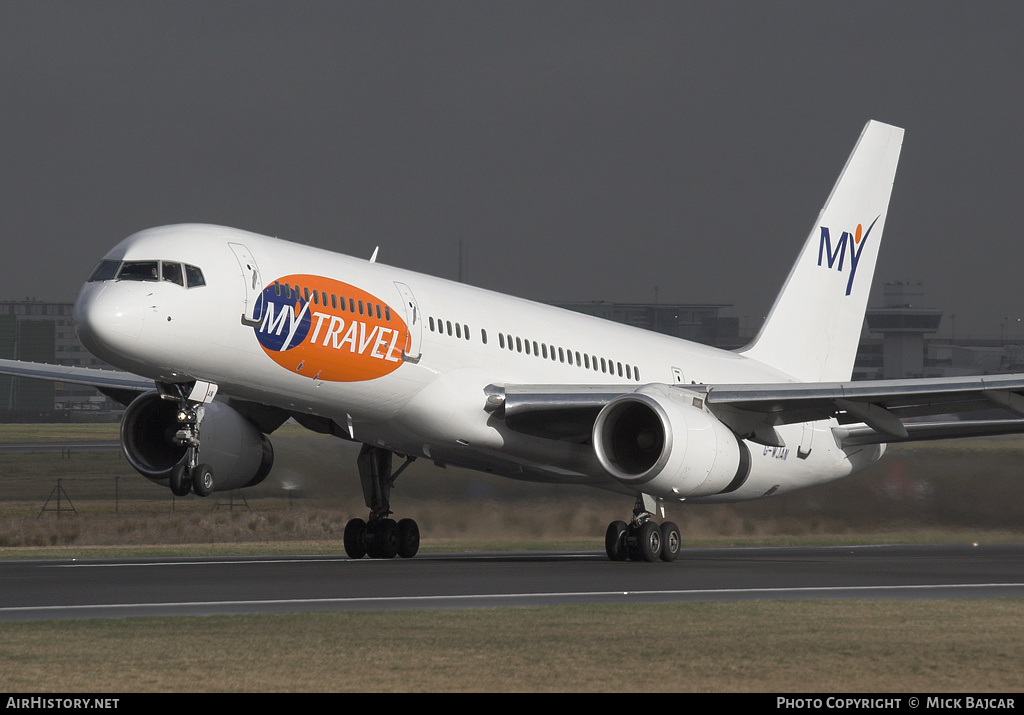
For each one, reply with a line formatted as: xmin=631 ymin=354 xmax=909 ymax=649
xmin=2 ymin=1 xmax=1022 ymax=339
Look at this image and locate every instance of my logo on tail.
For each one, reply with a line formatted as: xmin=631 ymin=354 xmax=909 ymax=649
xmin=817 ymin=215 xmax=880 ymax=296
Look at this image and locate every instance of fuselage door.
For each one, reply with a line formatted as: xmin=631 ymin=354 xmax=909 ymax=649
xmin=393 ymin=281 xmax=422 ymax=362
xmin=228 ymin=243 xmax=265 ymax=327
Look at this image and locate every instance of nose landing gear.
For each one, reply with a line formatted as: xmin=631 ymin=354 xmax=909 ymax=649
xmin=163 ymin=382 xmax=218 ymax=498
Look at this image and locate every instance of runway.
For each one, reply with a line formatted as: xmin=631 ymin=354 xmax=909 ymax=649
xmin=3 ymin=543 xmax=1023 ymax=622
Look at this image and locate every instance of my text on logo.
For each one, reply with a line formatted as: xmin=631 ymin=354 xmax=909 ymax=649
xmin=817 ymin=215 xmax=880 ymax=296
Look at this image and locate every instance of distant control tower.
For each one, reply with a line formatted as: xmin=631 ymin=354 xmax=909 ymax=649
xmin=865 ymin=282 xmax=942 ymax=378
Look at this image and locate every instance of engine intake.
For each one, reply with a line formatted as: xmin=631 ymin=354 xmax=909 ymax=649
xmin=121 ymin=392 xmax=274 ymax=492
xmin=593 ymin=387 xmax=750 ymax=499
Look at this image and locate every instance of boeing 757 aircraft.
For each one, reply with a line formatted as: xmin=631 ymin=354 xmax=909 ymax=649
xmin=4 ymin=120 xmax=1024 ymax=562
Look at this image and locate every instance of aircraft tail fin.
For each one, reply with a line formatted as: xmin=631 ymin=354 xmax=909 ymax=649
xmin=739 ymin=120 xmax=904 ymax=382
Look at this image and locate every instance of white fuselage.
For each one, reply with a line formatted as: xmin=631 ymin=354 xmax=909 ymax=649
xmin=74 ymin=224 xmax=883 ymax=503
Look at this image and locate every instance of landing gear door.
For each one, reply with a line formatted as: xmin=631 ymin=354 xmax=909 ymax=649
xmin=394 ymin=281 xmax=422 ymax=363
xmin=229 ymin=243 xmax=265 ymax=327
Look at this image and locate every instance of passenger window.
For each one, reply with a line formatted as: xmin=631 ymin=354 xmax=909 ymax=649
xmin=429 ymin=317 xmax=435 ymax=332
xmin=88 ymin=260 xmax=121 ymax=282
xmin=118 ymin=261 xmax=159 ymax=281
xmin=481 ymin=329 xmax=488 ymax=344
xmin=499 ymin=334 xmax=505 ymax=349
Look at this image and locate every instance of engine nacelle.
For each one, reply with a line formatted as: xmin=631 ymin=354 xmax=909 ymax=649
xmin=120 ymin=392 xmax=274 ymax=493
xmin=592 ymin=386 xmax=750 ymax=499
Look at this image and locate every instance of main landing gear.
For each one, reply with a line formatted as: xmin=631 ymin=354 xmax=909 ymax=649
xmin=604 ymin=494 xmax=681 ymax=563
xmin=343 ymin=445 xmax=420 ymax=559
xmin=167 ymin=398 xmax=216 ymax=498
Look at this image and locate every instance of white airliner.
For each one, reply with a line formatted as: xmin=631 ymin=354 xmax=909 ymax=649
xmin=4 ymin=120 xmax=1024 ymax=562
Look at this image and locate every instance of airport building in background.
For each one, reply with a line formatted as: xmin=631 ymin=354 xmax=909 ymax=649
xmin=0 ymin=300 xmax=119 ymax=419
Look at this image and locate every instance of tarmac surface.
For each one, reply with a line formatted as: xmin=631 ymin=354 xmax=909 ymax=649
xmin=3 ymin=542 xmax=1023 ymax=621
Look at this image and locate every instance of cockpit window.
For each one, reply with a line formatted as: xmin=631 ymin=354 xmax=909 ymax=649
xmin=88 ymin=260 xmax=121 ymax=282
xmin=161 ymin=261 xmax=184 ymax=286
xmin=184 ymin=264 xmax=205 ymax=288
xmin=91 ymin=258 xmax=205 ymax=288
xmin=117 ymin=261 xmax=159 ymax=281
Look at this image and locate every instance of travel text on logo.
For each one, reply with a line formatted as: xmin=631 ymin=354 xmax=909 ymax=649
xmin=253 ymin=274 xmax=407 ymax=382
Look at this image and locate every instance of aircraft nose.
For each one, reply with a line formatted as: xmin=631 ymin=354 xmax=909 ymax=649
xmin=74 ymin=283 xmax=145 ymax=359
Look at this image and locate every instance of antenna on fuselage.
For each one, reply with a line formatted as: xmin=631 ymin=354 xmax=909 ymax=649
xmin=369 ymin=246 xmax=379 ymax=263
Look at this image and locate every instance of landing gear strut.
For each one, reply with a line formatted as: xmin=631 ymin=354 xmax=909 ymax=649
xmin=344 ymin=445 xmax=420 ymax=559
xmin=164 ymin=382 xmax=217 ymax=498
xmin=605 ymin=494 xmax=681 ymax=563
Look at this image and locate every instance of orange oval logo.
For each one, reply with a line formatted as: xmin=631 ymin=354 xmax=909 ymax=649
xmin=252 ymin=274 xmax=407 ymax=382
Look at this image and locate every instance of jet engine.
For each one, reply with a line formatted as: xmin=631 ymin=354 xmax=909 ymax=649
xmin=592 ymin=386 xmax=750 ymax=499
xmin=120 ymin=392 xmax=274 ymax=493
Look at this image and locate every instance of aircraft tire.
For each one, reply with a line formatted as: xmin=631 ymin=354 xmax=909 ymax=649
xmin=659 ymin=522 xmax=681 ymax=562
xmin=169 ymin=463 xmax=191 ymax=497
xmin=191 ymin=464 xmax=215 ymax=497
xmin=398 ymin=518 xmax=420 ymax=558
xmin=635 ymin=521 xmax=662 ymax=562
xmin=344 ymin=518 xmax=367 ymax=559
xmin=378 ymin=518 xmax=399 ymax=559
xmin=605 ymin=521 xmax=628 ymax=561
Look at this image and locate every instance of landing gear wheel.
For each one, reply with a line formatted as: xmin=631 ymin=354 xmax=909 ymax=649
xmin=169 ymin=463 xmax=191 ymax=497
xmin=659 ymin=521 xmax=681 ymax=562
xmin=635 ymin=521 xmax=662 ymax=562
xmin=605 ymin=521 xmax=628 ymax=561
xmin=344 ymin=518 xmax=367 ymax=559
xmin=364 ymin=519 xmax=399 ymax=559
xmin=191 ymin=464 xmax=215 ymax=497
xmin=398 ymin=518 xmax=420 ymax=558
xmin=378 ymin=519 xmax=400 ymax=559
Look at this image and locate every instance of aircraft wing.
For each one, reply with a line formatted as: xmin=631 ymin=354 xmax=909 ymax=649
xmin=0 ymin=358 xmax=154 ymax=405
xmin=492 ymin=374 xmax=1024 ymax=447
